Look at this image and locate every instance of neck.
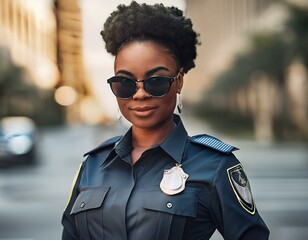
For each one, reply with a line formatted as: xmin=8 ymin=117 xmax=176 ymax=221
xmin=131 ymin=118 xmax=175 ymax=149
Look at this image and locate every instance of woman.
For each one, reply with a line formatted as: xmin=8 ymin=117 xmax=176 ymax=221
xmin=62 ymin=2 xmax=269 ymax=239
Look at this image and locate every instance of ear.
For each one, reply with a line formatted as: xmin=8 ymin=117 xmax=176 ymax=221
xmin=176 ymin=68 xmax=184 ymax=94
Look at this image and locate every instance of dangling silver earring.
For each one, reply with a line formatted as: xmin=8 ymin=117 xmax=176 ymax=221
xmin=177 ymin=95 xmax=183 ymax=114
xmin=116 ymin=108 xmax=121 ymax=120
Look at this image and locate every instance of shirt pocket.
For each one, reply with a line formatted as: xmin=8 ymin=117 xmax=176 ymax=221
xmin=141 ymin=187 xmax=198 ymax=240
xmin=71 ymin=186 xmax=110 ymax=240
xmin=142 ymin=187 xmax=198 ymax=217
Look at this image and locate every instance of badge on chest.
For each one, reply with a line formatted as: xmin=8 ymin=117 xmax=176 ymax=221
xmin=160 ymin=164 xmax=189 ymax=195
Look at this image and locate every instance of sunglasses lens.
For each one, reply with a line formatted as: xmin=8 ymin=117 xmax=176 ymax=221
xmin=108 ymin=76 xmax=173 ymax=98
xmin=109 ymin=77 xmax=136 ymax=98
xmin=145 ymin=77 xmax=171 ymax=97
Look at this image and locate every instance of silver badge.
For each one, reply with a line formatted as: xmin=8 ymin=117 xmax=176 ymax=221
xmin=160 ymin=164 xmax=189 ymax=195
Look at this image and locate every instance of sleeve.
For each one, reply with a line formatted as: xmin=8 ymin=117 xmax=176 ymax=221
xmin=209 ymin=154 xmax=270 ymax=240
xmin=61 ymin=162 xmax=84 ymax=240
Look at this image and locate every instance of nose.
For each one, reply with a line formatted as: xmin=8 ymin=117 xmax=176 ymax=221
xmin=132 ymin=81 xmax=150 ymax=100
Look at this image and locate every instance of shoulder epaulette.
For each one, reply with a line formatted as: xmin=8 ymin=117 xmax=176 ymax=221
xmin=83 ymin=135 xmax=122 ymax=157
xmin=190 ymin=134 xmax=238 ymax=153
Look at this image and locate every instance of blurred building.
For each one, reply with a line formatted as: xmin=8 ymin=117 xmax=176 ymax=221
xmin=0 ymin=0 xmax=58 ymax=89
xmin=185 ymin=0 xmax=308 ymax=141
xmin=54 ymin=0 xmax=95 ymax=123
xmin=185 ymin=0 xmax=277 ymax=102
xmin=0 ymin=0 xmax=95 ymax=124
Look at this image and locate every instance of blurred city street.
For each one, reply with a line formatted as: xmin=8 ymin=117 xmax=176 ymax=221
xmin=1 ymin=0 xmax=308 ymax=239
xmin=0 ymin=116 xmax=307 ymax=240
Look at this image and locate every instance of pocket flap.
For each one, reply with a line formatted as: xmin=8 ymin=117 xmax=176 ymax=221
xmin=71 ymin=186 xmax=110 ymax=214
xmin=142 ymin=187 xmax=197 ymax=217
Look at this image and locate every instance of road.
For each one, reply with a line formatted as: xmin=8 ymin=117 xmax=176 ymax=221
xmin=0 ymin=116 xmax=307 ymax=240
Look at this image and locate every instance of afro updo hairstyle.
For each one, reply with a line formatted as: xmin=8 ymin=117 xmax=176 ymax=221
xmin=100 ymin=1 xmax=200 ymax=74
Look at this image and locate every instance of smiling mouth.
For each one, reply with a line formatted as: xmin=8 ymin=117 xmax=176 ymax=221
xmin=130 ymin=106 xmax=156 ymax=111
xmin=129 ymin=106 xmax=157 ymax=116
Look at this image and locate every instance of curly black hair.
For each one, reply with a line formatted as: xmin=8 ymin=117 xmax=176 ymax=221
xmin=100 ymin=1 xmax=200 ymax=73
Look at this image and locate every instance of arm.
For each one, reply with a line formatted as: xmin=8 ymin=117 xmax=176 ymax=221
xmin=210 ymin=154 xmax=270 ymax=240
xmin=61 ymin=163 xmax=84 ymax=240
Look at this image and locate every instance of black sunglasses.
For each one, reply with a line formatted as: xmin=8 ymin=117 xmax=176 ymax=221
xmin=107 ymin=74 xmax=179 ymax=99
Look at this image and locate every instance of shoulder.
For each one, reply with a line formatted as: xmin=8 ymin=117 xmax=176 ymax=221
xmin=189 ymin=134 xmax=238 ymax=154
xmin=83 ymin=135 xmax=122 ymax=157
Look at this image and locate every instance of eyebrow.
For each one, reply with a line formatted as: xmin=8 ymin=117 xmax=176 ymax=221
xmin=115 ymin=66 xmax=170 ymax=78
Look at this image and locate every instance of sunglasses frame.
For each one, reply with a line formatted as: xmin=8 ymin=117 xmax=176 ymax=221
xmin=107 ymin=73 xmax=179 ymax=99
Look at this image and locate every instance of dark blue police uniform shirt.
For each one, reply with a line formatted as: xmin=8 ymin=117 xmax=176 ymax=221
xmin=62 ymin=115 xmax=269 ymax=240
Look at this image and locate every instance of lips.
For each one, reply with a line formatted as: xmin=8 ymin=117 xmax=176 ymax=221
xmin=129 ymin=106 xmax=157 ymax=117
xmin=130 ymin=106 xmax=156 ymax=111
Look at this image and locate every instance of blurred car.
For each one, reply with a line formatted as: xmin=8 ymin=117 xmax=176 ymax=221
xmin=0 ymin=116 xmax=37 ymax=165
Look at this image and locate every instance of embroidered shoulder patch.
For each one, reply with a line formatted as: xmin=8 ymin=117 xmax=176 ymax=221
xmin=227 ymin=164 xmax=255 ymax=215
xmin=191 ymin=134 xmax=238 ymax=153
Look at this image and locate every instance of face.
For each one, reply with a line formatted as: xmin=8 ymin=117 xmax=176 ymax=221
xmin=113 ymin=41 xmax=183 ymax=130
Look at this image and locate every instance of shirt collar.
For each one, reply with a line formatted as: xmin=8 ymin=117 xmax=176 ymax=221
xmin=160 ymin=114 xmax=188 ymax=164
xmin=114 ymin=128 xmax=133 ymax=160
xmin=114 ymin=114 xmax=188 ymax=164
xmin=96 ymin=129 xmax=132 ymax=167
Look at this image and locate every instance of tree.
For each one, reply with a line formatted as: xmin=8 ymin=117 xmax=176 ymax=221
xmin=194 ymin=2 xmax=308 ymax=140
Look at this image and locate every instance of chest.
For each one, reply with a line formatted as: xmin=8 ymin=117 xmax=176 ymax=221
xmin=70 ymin=151 xmax=216 ymax=240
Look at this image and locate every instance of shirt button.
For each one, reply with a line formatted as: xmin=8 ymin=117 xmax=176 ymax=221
xmin=167 ymin=202 xmax=173 ymax=209
xmin=80 ymin=202 xmax=85 ymax=208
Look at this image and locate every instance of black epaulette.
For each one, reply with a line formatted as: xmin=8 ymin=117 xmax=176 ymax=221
xmin=83 ymin=135 xmax=122 ymax=157
xmin=190 ymin=134 xmax=238 ymax=154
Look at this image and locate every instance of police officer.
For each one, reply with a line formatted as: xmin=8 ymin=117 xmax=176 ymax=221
xmin=62 ymin=1 xmax=270 ymax=239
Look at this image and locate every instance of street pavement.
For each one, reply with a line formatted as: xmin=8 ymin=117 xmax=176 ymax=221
xmin=0 ymin=115 xmax=307 ymax=240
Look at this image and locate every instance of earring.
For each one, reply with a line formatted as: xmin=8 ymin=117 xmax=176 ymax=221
xmin=116 ymin=108 xmax=121 ymax=120
xmin=177 ymin=95 xmax=183 ymax=114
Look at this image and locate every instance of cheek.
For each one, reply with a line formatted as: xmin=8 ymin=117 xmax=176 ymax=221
xmin=116 ymin=99 xmax=125 ymax=115
xmin=164 ymin=89 xmax=178 ymax=110
xmin=117 ymin=99 xmax=126 ymax=111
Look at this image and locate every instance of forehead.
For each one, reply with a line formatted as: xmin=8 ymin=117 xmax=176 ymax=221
xmin=114 ymin=41 xmax=178 ymax=72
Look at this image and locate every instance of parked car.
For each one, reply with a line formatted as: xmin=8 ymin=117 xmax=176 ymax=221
xmin=0 ymin=116 xmax=37 ymax=165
